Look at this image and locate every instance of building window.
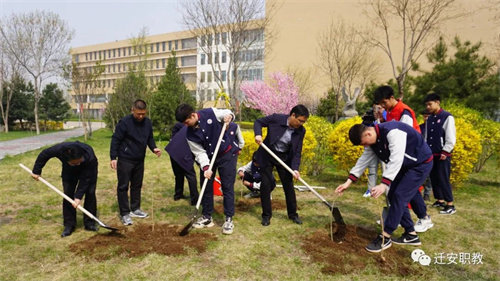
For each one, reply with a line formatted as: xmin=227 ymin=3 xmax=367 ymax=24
xmin=175 ymin=40 xmax=178 ymax=50
xmin=181 ymin=37 xmax=197 ymax=49
xmin=156 ymin=59 xmax=159 ymax=69
xmin=99 ymin=51 xmax=102 ymax=60
xmin=103 ymin=50 xmax=106 ymax=60
xmin=181 ymin=55 xmax=196 ymax=67
xmin=118 ymin=48 xmax=121 ymax=57
xmin=73 ymin=54 xmax=79 ymax=63
xmin=214 ymin=52 xmax=219 ymax=64
xmin=201 ymin=54 xmax=205 ymax=65
xmin=162 ymin=58 xmax=166 ymax=68
xmin=200 ymin=35 xmax=206 ymax=47
xmin=150 ymin=60 xmax=154 ymax=69
xmin=108 ymin=65 xmax=111 ymax=73
xmin=113 ymin=64 xmax=115 ymax=72
xmin=222 ymin=51 xmax=227 ymax=63
xmin=200 ymin=72 xmax=205 ymax=83
xmin=128 ymin=47 xmax=132 ymax=56
xmin=207 ymin=71 xmax=212 ymax=83
xmin=162 ymin=42 xmax=166 ymax=52
xmin=156 ymin=42 xmax=160 ymax=52
xmin=94 ymin=51 xmax=97 ymax=60
xmin=221 ymin=32 xmax=227 ymax=44
xmin=123 ymin=64 xmax=127 ymax=72
xmin=150 ymin=44 xmax=154 ymax=53
xmin=123 ymin=47 xmax=126 ymax=57
xmin=85 ymin=53 xmax=88 ymax=61
xmin=107 ymin=80 xmax=111 ymax=88
xmin=221 ymin=70 xmax=227 ymax=81
xmin=169 ymin=41 xmax=172 ymax=50
xmin=118 ymin=64 xmax=121 ymax=72
xmin=215 ymin=33 xmax=220 ymax=45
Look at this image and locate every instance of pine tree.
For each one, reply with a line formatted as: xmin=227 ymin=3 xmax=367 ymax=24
xmin=150 ymin=51 xmax=195 ymax=139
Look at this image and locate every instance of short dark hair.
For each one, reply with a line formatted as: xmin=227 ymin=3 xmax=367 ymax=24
xmin=62 ymin=144 xmax=83 ymax=162
xmin=290 ymin=104 xmax=309 ymax=118
xmin=424 ymin=93 xmax=441 ymax=103
xmin=373 ymin=86 xmax=394 ymax=104
xmin=175 ymin=104 xmax=195 ymax=122
xmin=348 ymin=124 xmax=368 ymax=145
xmin=133 ymin=99 xmax=147 ymax=110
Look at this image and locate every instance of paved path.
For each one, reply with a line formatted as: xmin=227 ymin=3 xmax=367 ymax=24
xmin=0 ymin=122 xmax=105 ymax=160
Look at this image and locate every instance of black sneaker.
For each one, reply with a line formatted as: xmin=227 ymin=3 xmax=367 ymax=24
xmin=440 ymin=205 xmax=456 ymax=215
xmin=432 ymin=201 xmax=446 ymax=208
xmin=365 ymin=234 xmax=392 ymax=253
xmin=393 ymin=232 xmax=421 ymax=246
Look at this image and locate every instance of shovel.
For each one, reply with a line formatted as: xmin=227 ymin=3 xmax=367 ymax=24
xmin=179 ymin=122 xmax=228 ymax=236
xmin=259 ymin=143 xmax=346 ymax=240
xmin=19 ymin=163 xmax=118 ymax=231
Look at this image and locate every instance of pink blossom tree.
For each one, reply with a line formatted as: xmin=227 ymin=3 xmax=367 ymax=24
xmin=240 ymin=72 xmax=299 ymax=115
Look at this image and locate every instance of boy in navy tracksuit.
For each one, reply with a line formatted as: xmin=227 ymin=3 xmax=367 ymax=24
xmin=253 ymin=105 xmax=309 ymax=226
xmin=174 ymin=104 xmax=243 ymax=235
xmin=31 ymin=141 xmax=98 ymax=237
xmin=336 ymin=122 xmax=433 ymax=253
xmin=238 ymin=152 xmax=276 ymax=198
xmin=424 ymin=93 xmax=456 ymax=214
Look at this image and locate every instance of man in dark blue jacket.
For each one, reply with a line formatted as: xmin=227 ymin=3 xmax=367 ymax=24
xmin=110 ymin=99 xmax=161 ymax=225
xmin=336 ymin=122 xmax=433 ymax=253
xmin=31 ymin=141 xmax=98 ymax=237
xmin=253 ymin=104 xmax=309 ymax=226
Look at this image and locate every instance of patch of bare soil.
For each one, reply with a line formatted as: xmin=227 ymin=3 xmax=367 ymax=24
xmin=301 ymin=224 xmax=419 ymax=276
xmin=213 ymin=198 xmax=287 ymax=214
xmin=70 ymin=223 xmax=217 ymax=261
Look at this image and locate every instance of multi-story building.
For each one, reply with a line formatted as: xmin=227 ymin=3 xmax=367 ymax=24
xmin=70 ymin=27 xmax=265 ymax=118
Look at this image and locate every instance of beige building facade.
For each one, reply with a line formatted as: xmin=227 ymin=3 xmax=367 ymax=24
xmin=265 ymin=0 xmax=499 ymax=106
xmin=70 ymin=30 xmax=198 ymax=118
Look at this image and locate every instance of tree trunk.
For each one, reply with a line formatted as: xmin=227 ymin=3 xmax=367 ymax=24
xmin=34 ymin=78 xmax=40 ymax=135
xmin=335 ymin=90 xmax=339 ymax=122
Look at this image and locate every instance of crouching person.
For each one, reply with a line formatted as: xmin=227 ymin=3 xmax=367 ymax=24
xmin=31 ymin=141 xmax=99 ymax=237
xmin=238 ymin=152 xmax=276 ymax=199
xmin=336 ymin=122 xmax=433 ymax=253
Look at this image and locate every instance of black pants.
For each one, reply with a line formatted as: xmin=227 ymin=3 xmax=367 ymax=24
xmin=62 ymin=179 xmax=97 ymax=228
xmin=117 ymin=158 xmax=144 ymax=216
xmin=430 ymin=157 xmax=453 ymax=202
xmin=260 ymin=150 xmax=298 ymax=220
xmin=171 ymin=157 xmax=198 ymax=204
xmin=200 ymin=152 xmax=237 ymax=218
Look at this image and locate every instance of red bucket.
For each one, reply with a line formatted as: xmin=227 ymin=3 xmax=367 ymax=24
xmin=213 ymin=176 xmax=223 ymax=196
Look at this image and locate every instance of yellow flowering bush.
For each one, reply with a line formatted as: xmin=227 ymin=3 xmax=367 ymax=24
xmin=41 ymin=121 xmax=64 ymax=130
xmin=238 ymin=125 xmax=317 ymax=175
xmin=446 ymin=104 xmax=499 ymax=172
xmin=303 ymin=116 xmax=334 ymax=175
xmin=450 ymin=117 xmax=481 ymax=187
xmin=327 ymin=117 xmax=364 ymax=173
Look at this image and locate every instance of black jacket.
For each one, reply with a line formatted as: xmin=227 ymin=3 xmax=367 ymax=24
xmin=32 ymin=141 xmax=98 ymax=199
xmin=253 ymin=114 xmax=306 ymax=171
xmin=110 ymin=114 xmax=157 ymax=161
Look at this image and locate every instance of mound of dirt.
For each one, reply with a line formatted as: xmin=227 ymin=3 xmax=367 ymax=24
xmin=301 ymin=224 xmax=419 ymax=276
xmin=70 ymin=223 xmax=217 ymax=261
xmin=213 ymin=198 xmax=287 ymax=214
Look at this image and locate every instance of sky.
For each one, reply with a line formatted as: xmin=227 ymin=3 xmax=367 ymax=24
xmin=0 ymin=0 xmax=186 ymax=48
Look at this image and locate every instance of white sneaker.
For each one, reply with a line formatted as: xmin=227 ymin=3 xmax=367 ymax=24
xmin=222 ymin=217 xmax=234 ymax=235
xmin=414 ymin=216 xmax=434 ymax=232
xmin=130 ymin=209 xmax=148 ymax=218
xmin=193 ymin=216 xmax=215 ymax=229
xmin=363 ymin=189 xmax=371 ymax=198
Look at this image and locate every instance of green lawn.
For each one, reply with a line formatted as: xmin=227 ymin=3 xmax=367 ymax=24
xmin=0 ymin=130 xmax=60 ymax=141
xmin=0 ymin=128 xmax=498 ymax=280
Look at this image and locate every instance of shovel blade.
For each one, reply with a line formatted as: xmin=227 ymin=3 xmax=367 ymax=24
xmin=179 ymin=216 xmax=196 ymax=236
xmin=332 ymin=207 xmax=345 ymax=225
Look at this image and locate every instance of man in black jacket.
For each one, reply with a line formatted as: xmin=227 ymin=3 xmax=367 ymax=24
xmin=31 ymin=141 xmax=98 ymax=237
xmin=253 ymin=104 xmax=309 ymax=226
xmin=110 ymin=99 xmax=161 ymax=225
